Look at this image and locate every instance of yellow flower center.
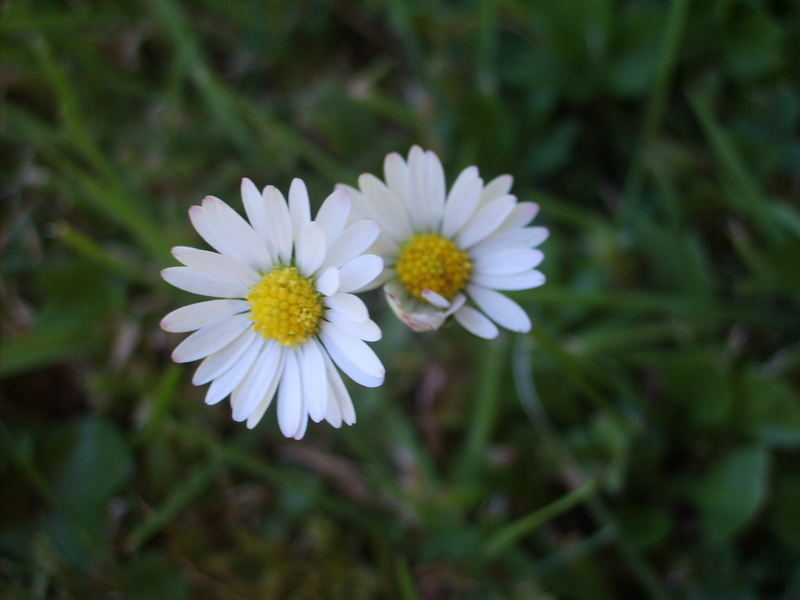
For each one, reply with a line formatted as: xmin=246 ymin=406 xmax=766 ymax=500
xmin=395 ymin=233 xmax=472 ymax=301
xmin=247 ymin=266 xmax=323 ymax=347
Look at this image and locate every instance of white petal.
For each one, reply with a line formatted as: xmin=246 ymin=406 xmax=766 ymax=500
xmin=171 ymin=247 xmax=260 ymax=286
xmin=323 ymin=220 xmax=381 ymax=268
xmin=356 ymin=266 xmax=395 ymax=293
xmin=456 ymin=194 xmax=517 ymax=249
xmin=262 ymin=185 xmax=293 ymax=263
xmin=408 ymin=145 xmax=433 ymax=231
xmin=231 ymin=340 xmax=282 ymax=422
xmin=454 ymin=305 xmax=499 ymax=339
xmin=383 ymin=152 xmax=413 ymax=219
xmin=325 ymin=293 xmax=368 ymax=322
xmin=315 ymin=266 xmax=340 ymax=296
xmin=383 ymin=281 xmax=449 ymax=332
xmin=246 ymin=348 xmax=287 ymax=430
xmin=316 ymin=189 xmax=351 ymax=242
xmin=480 ymin=174 xmax=513 ymax=206
xmin=300 ymin=339 xmax=328 ymax=423
xmin=446 ymin=292 xmax=468 ymax=317
xmin=188 ymin=205 xmax=238 ymax=258
xmin=277 ymin=351 xmax=303 ymax=437
xmin=193 ymin=329 xmax=258 ymax=385
xmin=357 ymin=173 xmax=413 ymax=241
xmin=421 ymin=288 xmax=450 ymax=309
xmin=323 ymin=379 xmax=343 ymax=428
xmin=368 ymin=232 xmax=399 ymax=257
xmin=296 ymin=222 xmax=327 ymax=276
xmin=467 ymin=284 xmax=531 ymax=333
xmin=338 ymin=255 xmax=384 ymax=293
xmin=202 ymin=196 xmax=272 ymax=271
xmin=325 ymin=310 xmax=382 ymax=342
xmin=288 ymin=178 xmax=311 ymax=248
xmin=323 ymin=352 xmax=356 ymax=425
xmin=471 ymin=226 xmax=550 ymax=256
xmin=442 ymin=168 xmax=483 ymax=238
xmin=336 ymin=183 xmax=368 ymax=218
xmin=474 ymin=249 xmax=545 ymax=275
xmin=292 ymin=412 xmax=309 ymax=440
xmin=171 ymin=314 xmax=252 ymax=363
xmin=471 ymin=270 xmax=546 ymax=291
xmin=424 ymin=150 xmax=447 ymax=228
xmin=161 ymin=266 xmax=249 ymax=298
xmin=340 ymin=185 xmax=400 ymax=256
xmin=161 ymin=299 xmax=250 ymax=333
xmin=319 ymin=322 xmax=385 ymax=388
xmin=241 ymin=178 xmax=274 ymax=255
xmin=204 ymin=336 xmax=263 ymax=405
xmin=449 ymin=165 xmax=479 ymax=195
xmin=494 ymin=202 xmax=540 ymax=233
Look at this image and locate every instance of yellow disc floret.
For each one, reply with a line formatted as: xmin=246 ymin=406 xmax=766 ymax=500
xmin=247 ymin=266 xmax=323 ymax=347
xmin=395 ymin=233 xmax=472 ymax=301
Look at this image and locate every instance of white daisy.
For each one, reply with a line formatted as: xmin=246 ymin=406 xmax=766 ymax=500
xmin=160 ymin=178 xmax=386 ymax=439
xmin=338 ymin=146 xmax=548 ymax=339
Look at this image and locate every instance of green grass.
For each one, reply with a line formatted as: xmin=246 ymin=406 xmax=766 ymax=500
xmin=2 ymin=0 xmax=800 ymax=598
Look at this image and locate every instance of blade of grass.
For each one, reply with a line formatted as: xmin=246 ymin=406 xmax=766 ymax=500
xmin=525 ymin=525 xmax=616 ymax=576
xmin=137 ymin=365 xmax=182 ymax=443
xmin=169 ymin=421 xmax=380 ymax=534
xmin=512 ymin=337 xmax=672 ymax=600
xmin=528 ymin=327 xmax=613 ymax=411
xmin=126 ymin=452 xmax=224 ymax=552
xmin=0 ymin=420 xmax=104 ymax=555
xmin=572 ymin=321 xmax=694 ymax=357
xmin=32 ymin=37 xmax=120 ymax=186
xmin=485 ymin=478 xmax=597 ymax=558
xmin=688 ymin=89 xmax=784 ymax=242
xmin=58 ymin=224 xmax=155 ymax=285
xmin=148 ymin=0 xmax=353 ymax=183
xmin=0 ymin=322 xmax=98 ymax=379
xmin=529 ymin=191 xmax=610 ymax=230
xmin=4 ymin=103 xmax=169 ymax=260
xmin=621 ymin=0 xmax=691 ymax=213
xmin=526 ymin=286 xmax=788 ymax=325
xmin=386 ymin=0 xmax=424 ymax=80
xmin=0 ymin=9 xmax=102 ymax=32
xmin=31 ymin=40 xmax=168 ymax=259
xmin=237 ymin=96 xmax=354 ymax=184
xmin=145 ymin=0 xmax=258 ymax=161
xmin=396 ymin=556 xmax=421 ymax=600
xmin=455 ymin=336 xmax=508 ymax=489
xmin=339 ymin=391 xmax=440 ymax=501
xmin=476 ymin=0 xmax=499 ymax=93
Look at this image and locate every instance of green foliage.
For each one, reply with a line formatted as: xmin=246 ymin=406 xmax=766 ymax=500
xmin=0 ymin=416 xmax=133 ymax=573
xmin=688 ymin=445 xmax=769 ymax=541
xmin=1 ymin=0 xmax=800 ymax=598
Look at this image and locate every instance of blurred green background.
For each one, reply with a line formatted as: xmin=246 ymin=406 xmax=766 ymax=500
xmin=2 ymin=0 xmax=800 ymax=598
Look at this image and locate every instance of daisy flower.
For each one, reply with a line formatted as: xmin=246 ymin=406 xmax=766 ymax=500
xmin=338 ymin=146 xmax=548 ymax=338
xmin=160 ymin=179 xmax=385 ymax=439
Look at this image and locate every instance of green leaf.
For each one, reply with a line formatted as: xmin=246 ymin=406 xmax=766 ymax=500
xmin=42 ymin=416 xmax=133 ymax=508
xmin=663 ymin=352 xmax=733 ymax=430
xmin=591 ymin=412 xmax=632 ymax=493
xmin=1 ymin=258 xmax=127 ymax=378
xmin=39 ymin=416 xmax=133 ymax=566
xmin=720 ymin=12 xmax=783 ymax=82
xmin=742 ymin=369 xmax=800 ymax=448
xmin=769 ymin=474 xmax=800 ymax=550
xmin=122 ymin=551 xmax=188 ymax=599
xmin=689 ymin=445 xmax=769 ymax=541
xmin=0 ymin=322 xmax=99 ymax=379
xmin=616 ymin=506 xmax=672 ymax=550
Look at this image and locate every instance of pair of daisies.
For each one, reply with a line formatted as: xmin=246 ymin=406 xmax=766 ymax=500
xmin=161 ymin=147 xmax=548 ymax=439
